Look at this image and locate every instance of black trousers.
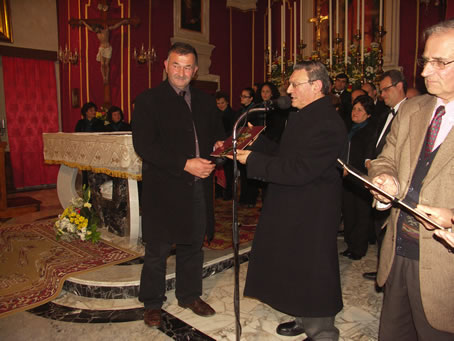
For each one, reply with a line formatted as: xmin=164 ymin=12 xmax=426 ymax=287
xmin=139 ymin=181 xmax=207 ymax=309
xmin=342 ymin=182 xmax=372 ymax=257
xmin=238 ymin=164 xmax=259 ymax=205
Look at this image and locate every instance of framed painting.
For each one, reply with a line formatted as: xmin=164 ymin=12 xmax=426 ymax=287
xmin=181 ymin=0 xmax=202 ymax=32
xmin=174 ymin=0 xmax=210 ymax=42
xmin=0 ymin=0 xmax=12 ymax=43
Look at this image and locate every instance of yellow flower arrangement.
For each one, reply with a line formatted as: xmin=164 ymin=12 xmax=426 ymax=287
xmin=54 ymin=186 xmax=100 ymax=243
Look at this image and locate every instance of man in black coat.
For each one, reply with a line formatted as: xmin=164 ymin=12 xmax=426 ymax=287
xmin=132 ymin=42 xmax=225 ymax=328
xmin=332 ymin=73 xmax=352 ymax=129
xmin=234 ymin=61 xmax=347 ymax=340
xmin=363 ymin=70 xmax=407 ymax=282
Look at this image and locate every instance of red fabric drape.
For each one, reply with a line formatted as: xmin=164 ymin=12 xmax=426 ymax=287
xmin=2 ymin=57 xmax=59 ymax=188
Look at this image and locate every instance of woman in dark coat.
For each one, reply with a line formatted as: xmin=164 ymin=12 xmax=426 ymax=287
xmin=104 ymin=106 xmax=131 ymax=132
xmin=340 ymin=95 xmax=376 ymax=260
xmin=75 ymin=102 xmax=105 ymax=132
xmin=255 ymin=81 xmax=289 ymax=143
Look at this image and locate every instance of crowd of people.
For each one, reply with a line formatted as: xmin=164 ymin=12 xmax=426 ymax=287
xmin=79 ymin=18 xmax=454 ymax=340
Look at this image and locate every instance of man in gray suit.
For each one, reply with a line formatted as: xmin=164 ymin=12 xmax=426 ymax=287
xmin=369 ymin=19 xmax=454 ymax=340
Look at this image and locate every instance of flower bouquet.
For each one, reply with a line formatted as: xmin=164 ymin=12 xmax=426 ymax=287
xmin=96 ymin=106 xmax=108 ymax=122
xmin=55 ymin=186 xmax=101 ymax=243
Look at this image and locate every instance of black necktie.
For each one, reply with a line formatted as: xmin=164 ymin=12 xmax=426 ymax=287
xmin=179 ymin=90 xmax=186 ymax=97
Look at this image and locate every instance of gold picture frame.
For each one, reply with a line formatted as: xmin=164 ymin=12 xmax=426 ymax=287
xmin=0 ymin=0 xmax=12 ymax=43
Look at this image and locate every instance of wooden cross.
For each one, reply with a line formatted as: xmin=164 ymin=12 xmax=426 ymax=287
xmin=309 ymin=6 xmax=328 ymax=43
xmin=69 ymin=0 xmax=140 ymax=109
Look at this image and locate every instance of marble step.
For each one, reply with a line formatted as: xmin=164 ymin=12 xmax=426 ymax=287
xmin=54 ymin=290 xmax=143 ymax=310
xmin=63 ymin=244 xmax=252 ymax=299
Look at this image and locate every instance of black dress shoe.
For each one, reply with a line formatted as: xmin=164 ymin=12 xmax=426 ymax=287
xmin=348 ymin=253 xmax=363 ymax=260
xmin=363 ymin=271 xmax=377 ymax=281
xmin=340 ymin=249 xmax=353 ymax=257
xmin=276 ymin=320 xmax=305 ymax=336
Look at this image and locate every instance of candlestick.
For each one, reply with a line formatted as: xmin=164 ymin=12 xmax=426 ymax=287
xmin=361 ymin=0 xmax=364 ymax=63
xmin=294 ymin=4 xmax=297 ymax=65
xmin=300 ymin=0 xmax=303 ymax=40
xmin=329 ymin=0 xmax=333 ymax=68
xmin=268 ymin=0 xmax=272 ymax=75
xmin=345 ymin=0 xmax=348 ymax=67
xmin=281 ymin=3 xmax=284 ymax=73
xmin=357 ymin=0 xmax=360 ymax=30
xmin=379 ymin=0 xmax=383 ymax=27
xmin=283 ymin=0 xmax=286 ymax=46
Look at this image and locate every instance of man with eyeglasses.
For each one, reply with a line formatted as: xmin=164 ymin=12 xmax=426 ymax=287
xmin=362 ymin=70 xmax=407 ymax=283
xmin=369 ymin=19 xmax=454 ymax=340
xmin=234 ymin=61 xmax=347 ymax=340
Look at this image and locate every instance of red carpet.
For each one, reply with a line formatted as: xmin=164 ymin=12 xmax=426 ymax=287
xmin=204 ymin=198 xmax=261 ymax=250
xmin=0 ymin=221 xmax=140 ymax=318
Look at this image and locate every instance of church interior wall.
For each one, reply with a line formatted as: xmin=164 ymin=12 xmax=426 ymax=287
xmin=0 ymin=0 xmax=58 ymax=51
xmin=1 ymin=0 xmax=453 ymax=189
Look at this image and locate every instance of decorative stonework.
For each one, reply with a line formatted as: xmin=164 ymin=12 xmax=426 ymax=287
xmin=171 ymin=0 xmax=219 ymax=87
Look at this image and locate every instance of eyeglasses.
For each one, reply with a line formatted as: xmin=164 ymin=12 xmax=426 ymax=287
xmin=379 ymin=82 xmax=397 ymax=93
xmin=417 ymin=58 xmax=454 ymax=70
xmin=289 ymin=80 xmax=313 ymax=88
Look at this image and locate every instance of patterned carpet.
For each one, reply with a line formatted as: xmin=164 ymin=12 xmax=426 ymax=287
xmin=0 ymin=221 xmax=140 ymax=318
xmin=204 ymin=198 xmax=261 ymax=250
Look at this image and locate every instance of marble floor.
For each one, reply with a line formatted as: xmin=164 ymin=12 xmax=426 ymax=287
xmin=0 ymin=188 xmax=383 ymax=341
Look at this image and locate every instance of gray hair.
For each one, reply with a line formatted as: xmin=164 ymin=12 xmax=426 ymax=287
xmin=293 ymin=61 xmax=331 ymax=95
xmin=424 ymin=18 xmax=454 ymax=40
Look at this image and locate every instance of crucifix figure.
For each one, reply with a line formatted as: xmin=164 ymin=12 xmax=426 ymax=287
xmin=79 ymin=19 xmax=129 ymax=84
xmin=309 ymin=6 xmax=328 ymax=44
xmin=69 ymin=0 xmax=139 ymax=107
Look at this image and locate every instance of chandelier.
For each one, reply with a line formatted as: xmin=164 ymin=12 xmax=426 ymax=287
xmin=58 ymin=45 xmax=79 ymax=65
xmin=133 ymin=44 xmax=157 ymax=64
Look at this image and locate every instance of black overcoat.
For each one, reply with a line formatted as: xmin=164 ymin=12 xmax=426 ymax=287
xmin=243 ymin=96 xmax=347 ymax=317
xmin=132 ymin=80 xmax=224 ymax=243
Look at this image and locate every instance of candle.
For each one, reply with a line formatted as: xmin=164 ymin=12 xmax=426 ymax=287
xmin=300 ymin=0 xmax=303 ymax=39
xmin=345 ymin=0 xmax=348 ymax=66
xmin=283 ymin=0 xmax=286 ymax=46
xmin=294 ymin=3 xmax=297 ymax=65
xmin=379 ymin=0 xmax=383 ymax=27
xmin=357 ymin=0 xmax=360 ymax=30
xmin=361 ymin=0 xmax=365 ymax=62
xmin=329 ymin=0 xmax=333 ymax=67
xmin=281 ymin=3 xmax=284 ymax=73
xmin=336 ymin=0 xmax=339 ymax=35
xmin=268 ymin=0 xmax=272 ymax=75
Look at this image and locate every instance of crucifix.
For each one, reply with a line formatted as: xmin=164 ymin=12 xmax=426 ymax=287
xmin=69 ymin=0 xmax=139 ymax=108
xmin=309 ymin=5 xmax=328 ymax=48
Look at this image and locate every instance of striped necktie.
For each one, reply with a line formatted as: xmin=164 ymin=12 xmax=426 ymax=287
xmin=424 ymin=105 xmax=446 ymax=158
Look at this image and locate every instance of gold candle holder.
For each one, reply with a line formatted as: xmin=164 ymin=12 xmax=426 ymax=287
xmin=334 ymin=34 xmax=343 ymax=70
xmin=375 ymin=26 xmax=387 ymax=82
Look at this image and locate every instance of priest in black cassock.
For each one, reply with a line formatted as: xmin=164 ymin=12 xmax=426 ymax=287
xmin=234 ymin=61 xmax=347 ymax=341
